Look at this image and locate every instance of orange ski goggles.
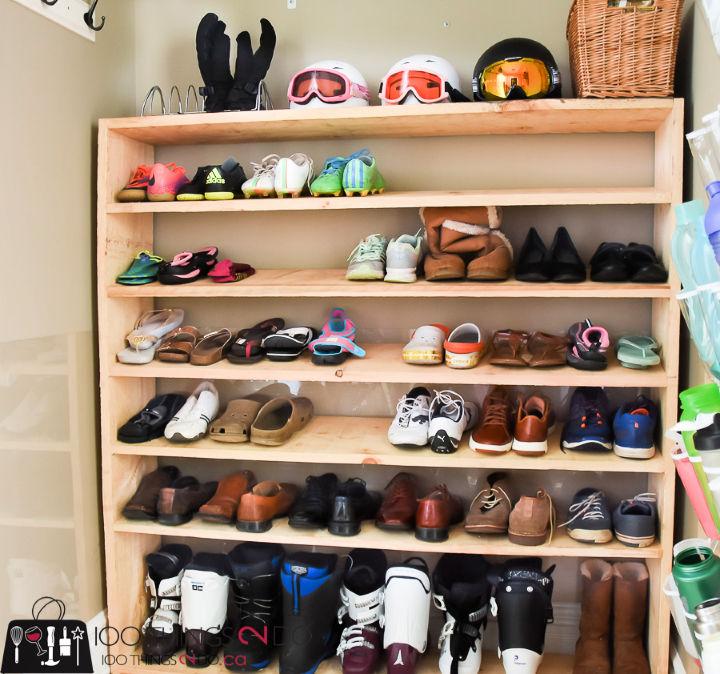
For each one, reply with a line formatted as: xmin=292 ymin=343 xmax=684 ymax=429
xmin=477 ymin=58 xmax=552 ymax=100
xmin=380 ymin=70 xmax=450 ymax=104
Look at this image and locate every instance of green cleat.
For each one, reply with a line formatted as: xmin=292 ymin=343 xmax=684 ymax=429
xmin=342 ymin=154 xmax=385 ymax=197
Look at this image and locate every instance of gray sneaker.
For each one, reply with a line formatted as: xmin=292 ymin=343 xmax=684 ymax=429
xmin=346 ymin=234 xmax=387 ymax=280
xmin=613 ymin=492 xmax=657 ymax=548
xmin=385 ymin=229 xmax=425 ymax=283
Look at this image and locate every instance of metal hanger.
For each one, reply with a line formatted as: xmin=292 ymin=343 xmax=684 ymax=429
xmin=83 ymin=0 xmax=105 ymax=32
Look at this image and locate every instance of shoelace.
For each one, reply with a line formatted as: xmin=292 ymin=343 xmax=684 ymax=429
xmin=559 ymin=491 xmax=606 ymax=528
xmin=320 ymin=156 xmax=348 ymax=176
xmin=250 ymin=155 xmax=279 ymax=178
xmin=469 ymin=485 xmax=511 ymax=512
xmin=347 ymin=235 xmax=386 ymax=263
xmin=432 ymin=390 xmax=464 ymax=421
xmin=299 ymin=477 xmax=330 ymax=511
xmin=337 ymin=624 xmax=379 ymax=656
xmin=395 ymin=396 xmax=429 ymax=428
xmin=624 ymin=492 xmax=657 ymax=507
xmin=579 ymin=406 xmax=606 ymax=430
xmin=483 ymin=399 xmax=509 ymax=426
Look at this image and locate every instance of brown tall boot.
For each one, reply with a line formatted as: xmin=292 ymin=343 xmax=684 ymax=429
xmin=573 ymin=560 xmax=612 ymax=674
xmin=613 ymin=562 xmax=651 ymax=674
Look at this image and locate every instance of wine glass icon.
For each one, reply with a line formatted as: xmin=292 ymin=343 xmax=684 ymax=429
xmin=25 ymin=626 xmax=47 ymax=657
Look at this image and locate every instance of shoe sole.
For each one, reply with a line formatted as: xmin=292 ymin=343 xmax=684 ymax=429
xmin=445 ymin=351 xmax=481 ymax=369
xmin=157 ymin=513 xmax=192 ymax=526
xmin=384 ymin=269 xmax=417 ymax=283
xmin=328 ymin=521 xmax=361 ymax=536
xmin=562 ymin=439 xmax=613 ymax=452
xmin=242 ymin=190 xmax=275 ymax=198
xmin=616 ymin=532 xmax=656 ymax=548
xmin=402 ymin=350 xmax=443 ymax=365
xmin=166 ymin=432 xmax=204 ymax=443
xmin=343 ymin=188 xmax=384 ymax=197
xmin=236 ymin=519 xmax=274 ymax=533
xmin=205 ymin=192 xmax=236 ymax=200
xmin=468 ymin=438 xmax=512 ymax=453
xmin=508 ymin=530 xmax=549 ymax=546
xmin=415 ymin=526 xmax=449 ymax=542
xmin=276 ymin=191 xmax=304 ymax=198
xmin=311 ymin=190 xmax=342 ymax=197
xmin=614 ymin=443 xmax=656 ymax=459
xmin=465 ymin=524 xmax=507 ymax=534
xmin=147 ymin=193 xmax=177 ymax=202
xmin=375 ymin=521 xmax=413 ymax=532
xmin=176 ymin=194 xmax=205 ymax=201
xmin=568 ymin=528 xmax=614 ymax=544
xmin=511 ymin=438 xmax=548 ymax=455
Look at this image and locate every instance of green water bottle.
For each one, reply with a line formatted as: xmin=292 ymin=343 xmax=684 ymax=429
xmin=680 ymin=383 xmax=720 ymax=528
xmin=673 ymin=542 xmax=720 ymax=614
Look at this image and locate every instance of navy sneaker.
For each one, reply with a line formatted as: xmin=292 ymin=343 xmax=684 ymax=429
xmin=613 ymin=493 xmax=657 ymax=548
xmin=561 ymin=387 xmax=613 ymax=452
xmin=613 ymin=395 xmax=658 ymax=459
xmin=561 ymin=488 xmax=613 ymax=544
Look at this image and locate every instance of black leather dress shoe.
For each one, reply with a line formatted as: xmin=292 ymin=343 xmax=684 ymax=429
xmin=515 ymin=227 xmax=551 ymax=282
xmin=547 ymin=226 xmax=586 ymax=282
xmin=288 ymin=473 xmax=338 ymax=529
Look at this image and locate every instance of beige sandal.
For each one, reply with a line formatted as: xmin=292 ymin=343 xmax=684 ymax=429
xmin=209 ymin=394 xmax=272 ymax=443
xmin=190 ymin=329 xmax=233 ymax=366
xmin=251 ymin=397 xmax=313 ymax=446
xmin=157 ymin=326 xmax=201 ymax=363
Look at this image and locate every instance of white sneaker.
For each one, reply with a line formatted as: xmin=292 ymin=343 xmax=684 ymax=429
xmin=388 ymin=387 xmax=431 ymax=447
xmin=429 ymin=390 xmax=479 ymax=454
xmin=385 ymin=230 xmax=425 ymax=283
xmin=164 ymin=381 xmax=220 ymax=442
xmin=242 ymin=154 xmax=279 ymax=198
xmin=275 ymin=153 xmax=313 ymax=197
xmin=402 ymin=324 xmax=449 ymax=365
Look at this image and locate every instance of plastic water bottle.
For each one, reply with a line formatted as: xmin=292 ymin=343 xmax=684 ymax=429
xmin=708 ymin=181 xmax=720 ymax=263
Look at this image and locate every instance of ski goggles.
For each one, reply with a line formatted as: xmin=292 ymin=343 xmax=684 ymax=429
xmin=476 ymin=58 xmax=553 ymax=100
xmin=379 ymin=70 xmax=451 ymax=104
xmin=287 ymin=68 xmax=370 ymax=104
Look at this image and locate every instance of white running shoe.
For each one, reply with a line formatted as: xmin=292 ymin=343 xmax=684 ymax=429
xmin=388 ymin=387 xmax=432 ymax=447
xmin=385 ymin=229 xmax=425 ymax=283
xmin=275 ymin=153 xmax=314 ymax=197
xmin=242 ymin=154 xmax=279 ymax=198
xmin=402 ymin=324 xmax=449 ymax=365
xmin=164 ymin=381 xmax=219 ymax=442
xmin=429 ymin=390 xmax=479 ymax=454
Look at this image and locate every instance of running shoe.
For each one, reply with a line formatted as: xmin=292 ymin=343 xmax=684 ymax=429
xmin=561 ymin=387 xmax=613 ymax=452
xmin=388 ymin=387 xmax=432 ymax=448
xmin=428 ymin=390 xmax=479 ymax=454
xmin=385 ymin=230 xmax=425 ymax=283
xmin=346 ymin=234 xmax=388 ymax=280
xmin=613 ymin=395 xmax=658 ymax=459
xmin=242 ymin=154 xmax=280 ymax=198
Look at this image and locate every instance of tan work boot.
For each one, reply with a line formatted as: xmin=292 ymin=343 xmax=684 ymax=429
xmin=613 ymin=562 xmax=651 ymax=674
xmin=508 ymin=489 xmax=554 ymax=545
xmin=573 ymin=560 xmax=612 ymax=674
xmin=464 ymin=472 xmax=514 ymax=534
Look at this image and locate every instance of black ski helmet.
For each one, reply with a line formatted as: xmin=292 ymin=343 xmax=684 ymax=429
xmin=472 ymin=38 xmax=561 ymax=101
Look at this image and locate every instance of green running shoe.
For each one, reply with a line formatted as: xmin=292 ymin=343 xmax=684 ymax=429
xmin=346 ymin=234 xmax=388 ymax=281
xmin=342 ymin=154 xmax=385 ymax=197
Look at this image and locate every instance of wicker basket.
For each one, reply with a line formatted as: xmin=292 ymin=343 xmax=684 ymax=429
xmin=567 ymin=0 xmax=684 ymax=98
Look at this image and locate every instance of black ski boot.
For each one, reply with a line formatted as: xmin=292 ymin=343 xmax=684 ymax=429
xmin=141 ymin=544 xmax=193 ymax=663
xmin=432 ymin=554 xmax=490 ymax=674
xmin=279 ymin=551 xmax=341 ymax=674
xmin=224 ymin=543 xmax=284 ymax=672
xmin=491 ymin=558 xmax=555 ymax=674
xmin=329 ymin=478 xmax=382 ymax=536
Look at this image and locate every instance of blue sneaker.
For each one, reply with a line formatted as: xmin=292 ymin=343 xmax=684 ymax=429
xmin=612 ymin=395 xmax=658 ymax=459
xmin=561 ymin=387 xmax=613 ymax=452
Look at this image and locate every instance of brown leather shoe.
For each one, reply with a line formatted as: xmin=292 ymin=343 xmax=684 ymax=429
xmin=512 ymin=393 xmax=554 ymax=456
xmin=157 ymin=477 xmax=218 ymax=526
xmin=508 ymin=489 xmax=554 ymax=545
xmin=573 ymin=560 xmax=612 ymax=674
xmin=415 ymin=484 xmax=464 ymax=542
xmin=122 ymin=466 xmax=179 ymax=520
xmin=470 ymin=386 xmax=514 ymax=453
xmin=375 ymin=472 xmax=418 ymax=531
xmin=236 ymin=480 xmax=299 ymax=532
xmin=198 ymin=470 xmax=254 ymax=524
xmin=613 ymin=563 xmax=651 ymax=674
xmin=465 ymin=472 xmax=515 ymax=534
xmin=524 ymin=331 xmax=569 ymax=367
xmin=489 ymin=329 xmax=528 ymax=366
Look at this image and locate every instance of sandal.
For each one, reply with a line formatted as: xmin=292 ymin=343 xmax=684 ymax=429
xmin=117 ymin=308 xmax=184 ymax=364
xmin=208 ymin=259 xmax=256 ymax=283
xmin=158 ymin=247 xmax=219 ymax=285
xmin=309 ymin=308 xmax=365 ymax=365
xmin=116 ymin=250 xmax=164 ymax=285
xmin=624 ymin=243 xmax=668 ymax=283
xmin=190 ymin=329 xmax=234 ymax=366
xmin=156 ymin=326 xmax=201 ymax=363
xmin=616 ymin=336 xmax=661 ymax=369
xmin=227 ymin=319 xmax=285 ymax=364
xmin=209 ymin=393 xmax=272 ymax=443
xmin=262 ymin=327 xmax=317 ymax=361
xmin=566 ymin=319 xmax=610 ymax=371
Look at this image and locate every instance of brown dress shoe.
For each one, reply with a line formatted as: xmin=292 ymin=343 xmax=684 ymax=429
xmin=513 ymin=394 xmax=554 ymax=456
xmin=470 ymin=386 xmax=514 ymax=453
xmin=236 ymin=480 xmax=299 ymax=532
xmin=573 ymin=560 xmax=612 ymax=674
xmin=489 ymin=329 xmax=528 ymax=366
xmin=198 ymin=470 xmax=255 ymax=524
xmin=415 ymin=484 xmax=464 ymax=542
xmin=375 ymin=472 xmax=418 ymax=531
xmin=122 ymin=466 xmax=179 ymax=520
xmin=524 ymin=331 xmax=569 ymax=367
xmin=613 ymin=563 xmax=651 ymax=674
xmin=465 ymin=472 xmax=515 ymax=534
xmin=157 ymin=477 xmax=218 ymax=526
xmin=508 ymin=489 xmax=554 ymax=546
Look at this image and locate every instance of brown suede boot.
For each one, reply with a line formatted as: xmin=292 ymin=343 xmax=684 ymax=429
xmin=573 ymin=560 xmax=612 ymax=674
xmin=613 ymin=562 xmax=651 ymax=674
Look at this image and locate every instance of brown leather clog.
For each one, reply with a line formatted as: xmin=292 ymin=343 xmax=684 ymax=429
xmin=236 ymin=480 xmax=299 ymax=532
xmin=198 ymin=470 xmax=255 ymax=524
xmin=250 ymin=397 xmax=313 ymax=446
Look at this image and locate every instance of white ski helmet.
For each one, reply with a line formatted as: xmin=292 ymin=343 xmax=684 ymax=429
xmin=287 ymin=60 xmax=370 ymax=109
xmin=379 ymin=54 xmax=464 ymax=106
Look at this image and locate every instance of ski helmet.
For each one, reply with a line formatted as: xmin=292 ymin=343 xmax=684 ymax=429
xmin=288 ymin=60 xmax=370 ymax=108
xmin=379 ymin=54 xmax=467 ymax=106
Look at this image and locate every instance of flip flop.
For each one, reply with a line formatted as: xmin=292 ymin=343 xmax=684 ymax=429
xmin=189 ymin=329 xmax=234 ymax=366
xmin=116 ymin=250 xmax=164 ymax=285
xmin=616 ymin=336 xmax=661 ymax=369
xmin=117 ymin=308 xmax=184 ymax=364
xmin=208 ymin=259 xmax=256 ymax=283
xmin=227 ymin=318 xmax=285 ymax=364
xmin=158 ymin=247 xmax=219 ymax=285
xmin=209 ymin=393 xmax=272 ymax=443
xmin=262 ymin=327 xmax=317 ymax=361
xmin=156 ymin=326 xmax=201 ymax=363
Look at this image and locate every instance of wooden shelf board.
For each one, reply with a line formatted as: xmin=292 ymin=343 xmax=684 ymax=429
xmin=107 ymin=271 xmax=672 ymax=299
xmin=114 ymin=516 xmax=660 ymax=559
xmin=101 ymin=99 xmax=675 ymax=145
xmin=112 ymin=416 xmax=665 ymax=473
xmin=110 ymin=344 xmax=667 ymax=387
xmin=107 ymin=187 xmax=669 ymax=214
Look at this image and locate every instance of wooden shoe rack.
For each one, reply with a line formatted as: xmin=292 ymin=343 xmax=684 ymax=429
xmin=97 ymin=99 xmax=683 ymax=674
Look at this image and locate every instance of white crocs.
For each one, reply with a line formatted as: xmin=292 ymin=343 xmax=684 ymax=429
xmin=402 ymin=324 xmax=449 ymax=365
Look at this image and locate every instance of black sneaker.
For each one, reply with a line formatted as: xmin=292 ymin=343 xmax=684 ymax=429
xmin=561 ymin=387 xmax=613 ymax=452
xmin=515 ymin=227 xmax=551 ymax=282
xmin=613 ymin=493 xmax=657 ymax=548
xmin=288 ymin=473 xmax=338 ymax=529
xmin=204 ymin=157 xmax=247 ymax=200
xmin=328 ymin=478 xmax=382 ymax=536
xmin=561 ymin=488 xmax=613 ymax=544
xmin=177 ymin=166 xmax=212 ymax=201
xmin=547 ymin=227 xmax=586 ymax=283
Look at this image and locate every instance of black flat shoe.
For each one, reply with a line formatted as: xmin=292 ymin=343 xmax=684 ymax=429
xmin=117 ymin=394 xmax=187 ymax=443
xmin=590 ymin=242 xmax=630 ymax=282
xmin=624 ymin=243 xmax=669 ymax=283
xmin=516 ymin=227 xmax=551 ymax=282
xmin=547 ymin=226 xmax=586 ymax=282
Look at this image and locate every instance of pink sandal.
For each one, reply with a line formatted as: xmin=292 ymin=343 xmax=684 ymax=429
xmin=208 ymin=259 xmax=256 ymax=283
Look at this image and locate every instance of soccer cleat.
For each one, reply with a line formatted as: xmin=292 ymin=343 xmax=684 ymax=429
xmin=428 ymin=390 xmax=479 ymax=454
xmin=177 ymin=166 xmax=212 ymax=201
xmin=388 ymin=386 xmax=432 ymax=448
xmin=147 ymin=162 xmax=189 ymax=202
xmin=242 ymin=154 xmax=280 ymax=198
xmin=310 ymin=149 xmax=370 ymax=197
xmin=275 ymin=153 xmax=313 ymax=198
xmin=346 ymin=234 xmax=388 ymax=281
xmin=342 ymin=154 xmax=385 ymax=197
xmin=385 ymin=230 xmax=425 ymax=283
xmin=204 ymin=157 xmax=247 ymax=200
xmin=117 ymin=164 xmax=152 ymax=202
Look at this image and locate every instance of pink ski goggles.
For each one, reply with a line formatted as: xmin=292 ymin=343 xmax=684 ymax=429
xmin=287 ymin=68 xmax=370 ymax=104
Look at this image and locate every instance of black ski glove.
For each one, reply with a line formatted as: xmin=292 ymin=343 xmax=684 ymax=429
xmin=196 ymin=13 xmax=234 ymax=112
xmin=226 ymin=18 xmax=276 ymax=111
